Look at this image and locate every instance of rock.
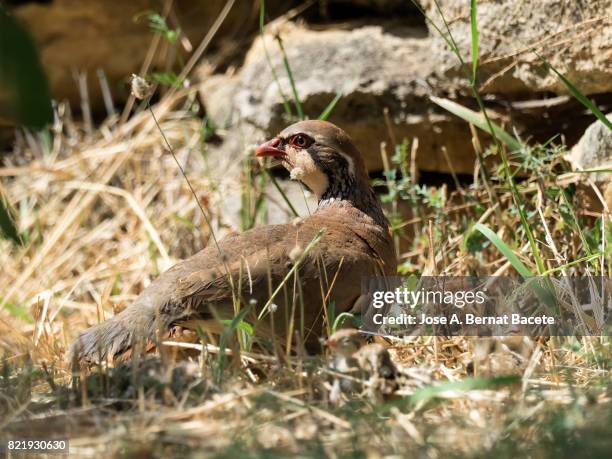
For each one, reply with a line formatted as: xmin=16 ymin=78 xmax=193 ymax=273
xmin=566 ymin=114 xmax=611 ymax=211
xmin=221 ymin=169 xmax=317 ymax=230
xmin=11 ymin=0 xmax=292 ymax=112
xmin=420 ymin=0 xmax=612 ymax=95
xmin=200 ymin=0 xmax=611 ymax=176
xmin=567 ymin=114 xmax=611 ymax=182
xmin=200 ymin=72 xmax=241 ymax=129
xmin=200 ymin=22 xmax=481 ymax=174
xmin=12 ymin=0 xmax=610 ymax=176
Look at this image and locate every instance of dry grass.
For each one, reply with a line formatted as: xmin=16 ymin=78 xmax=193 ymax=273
xmin=0 ymin=79 xmax=610 ymax=458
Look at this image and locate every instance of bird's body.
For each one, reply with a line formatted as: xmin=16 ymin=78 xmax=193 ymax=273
xmin=325 ymin=329 xmax=399 ymax=402
xmin=73 ymin=120 xmax=396 ymax=363
xmin=326 ymin=328 xmax=367 ymax=400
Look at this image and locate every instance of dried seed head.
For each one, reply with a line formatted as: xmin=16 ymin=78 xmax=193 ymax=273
xmin=290 ymin=167 xmax=304 ymax=180
xmin=288 ymin=244 xmax=303 ymax=262
xmin=131 ymin=74 xmax=153 ymax=100
xmin=269 ymin=303 xmax=278 ymax=313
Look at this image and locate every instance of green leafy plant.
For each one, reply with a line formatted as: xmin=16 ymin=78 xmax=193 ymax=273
xmin=412 ymin=0 xmax=546 ymax=274
xmin=135 ymin=11 xmax=180 ymax=44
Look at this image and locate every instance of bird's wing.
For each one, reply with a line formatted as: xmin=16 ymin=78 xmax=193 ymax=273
xmin=169 ymin=217 xmax=381 ymax=327
xmin=167 ymin=223 xmax=297 ymax=316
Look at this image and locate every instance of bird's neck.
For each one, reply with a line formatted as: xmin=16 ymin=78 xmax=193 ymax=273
xmin=317 ymin=175 xmax=388 ymax=229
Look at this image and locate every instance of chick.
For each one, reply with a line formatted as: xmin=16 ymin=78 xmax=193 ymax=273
xmin=326 ymin=329 xmax=366 ymax=403
xmin=354 ymin=343 xmax=397 ymax=380
xmin=354 ymin=343 xmax=398 ymax=401
xmin=326 ymin=328 xmax=366 ymax=372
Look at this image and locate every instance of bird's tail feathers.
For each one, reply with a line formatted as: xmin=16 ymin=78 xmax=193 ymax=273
xmin=70 ymin=305 xmax=167 ymax=365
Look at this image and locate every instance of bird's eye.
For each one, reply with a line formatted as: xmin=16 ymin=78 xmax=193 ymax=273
xmin=290 ymin=134 xmax=312 ymax=149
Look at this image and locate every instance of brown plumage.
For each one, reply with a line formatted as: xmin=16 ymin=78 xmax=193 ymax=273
xmin=72 ymin=120 xmax=396 ymax=363
xmin=325 ymin=329 xmax=398 ymax=402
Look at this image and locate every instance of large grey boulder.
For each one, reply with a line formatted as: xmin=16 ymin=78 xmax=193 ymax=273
xmin=201 ymin=23 xmax=480 ymax=174
xmin=11 ymin=0 xmax=290 ymax=110
xmin=421 ymin=0 xmax=612 ymax=95
xmin=566 ymin=114 xmax=611 ymax=211
xmin=567 ymin=114 xmax=612 ymax=182
xmin=200 ymin=0 xmax=611 ymax=175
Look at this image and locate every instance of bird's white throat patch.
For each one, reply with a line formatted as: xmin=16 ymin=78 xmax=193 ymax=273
xmin=289 ymin=149 xmax=329 ymax=198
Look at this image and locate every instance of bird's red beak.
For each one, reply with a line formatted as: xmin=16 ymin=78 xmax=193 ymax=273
xmin=255 ymin=137 xmax=285 ymax=158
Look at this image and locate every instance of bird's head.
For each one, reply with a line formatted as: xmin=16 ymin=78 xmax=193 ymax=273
xmin=255 ymin=120 xmax=369 ymax=201
xmin=326 ymin=328 xmax=366 ymax=359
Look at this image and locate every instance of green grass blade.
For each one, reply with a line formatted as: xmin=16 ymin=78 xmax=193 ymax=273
xmin=332 ymin=312 xmax=355 ymax=333
xmin=409 ymin=1 xmax=459 ymax=60
xmin=430 ymin=96 xmax=521 ymax=151
xmin=276 ymin=36 xmax=304 ymax=120
xmin=409 ymin=375 xmax=520 ymax=405
xmin=431 ymin=0 xmax=467 ymax=67
xmin=537 ymin=54 xmax=611 ymax=131
xmin=416 ymin=0 xmax=544 ymax=275
xmin=541 ymin=252 xmax=602 ymax=276
xmin=470 ymin=0 xmax=478 ymax=83
xmin=472 ymin=223 xmax=534 ymax=278
xmin=258 ymin=0 xmax=265 ymax=30
xmin=221 ymin=317 xmax=254 ymax=337
xmin=258 ymin=0 xmax=293 ymax=118
xmin=318 ymin=91 xmax=342 ymax=121
xmin=216 ymin=304 xmax=254 ymax=379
